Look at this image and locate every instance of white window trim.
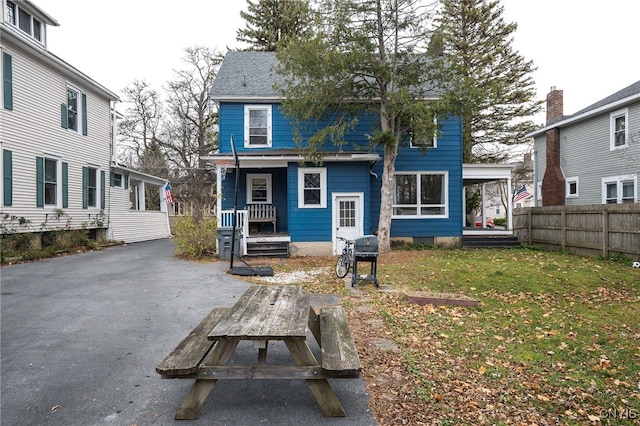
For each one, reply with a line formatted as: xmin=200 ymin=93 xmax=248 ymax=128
xmin=601 ymin=174 xmax=637 ymax=204
xmin=392 ymin=171 xmax=449 ymax=219
xmin=609 ymin=108 xmax=628 ymax=151
xmin=86 ymin=165 xmax=101 ymax=209
xmin=536 ymin=181 xmax=542 ymax=201
xmin=4 ymin=1 xmax=45 ymax=45
xmin=112 ymin=172 xmax=123 ymax=189
xmin=43 ymin=155 xmax=62 ymax=208
xmin=246 ymin=173 xmax=272 ymax=204
xmin=565 ymin=176 xmax=579 ymax=198
xmin=66 ymin=85 xmax=82 ymax=134
xmin=409 ymin=118 xmax=438 ymax=149
xmin=244 ymin=104 xmax=272 ymax=148
xmin=298 ymin=167 xmax=327 ymax=208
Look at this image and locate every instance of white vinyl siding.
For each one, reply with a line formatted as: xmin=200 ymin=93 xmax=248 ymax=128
xmin=107 ymin=176 xmax=171 ymax=243
xmin=0 ymin=43 xmax=112 ymax=230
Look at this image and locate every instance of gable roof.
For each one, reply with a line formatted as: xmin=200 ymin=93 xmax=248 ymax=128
xmin=527 ymin=80 xmax=640 ymax=138
xmin=211 ymin=50 xmax=443 ymax=103
xmin=210 ymin=51 xmax=281 ymax=102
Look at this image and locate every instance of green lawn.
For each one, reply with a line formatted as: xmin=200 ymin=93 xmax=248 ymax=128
xmin=264 ymin=247 xmax=640 ymax=424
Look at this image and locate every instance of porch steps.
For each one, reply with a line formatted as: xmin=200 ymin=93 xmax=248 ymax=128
xmin=462 ymin=235 xmax=521 ymax=249
xmin=246 ymin=241 xmax=289 ymax=258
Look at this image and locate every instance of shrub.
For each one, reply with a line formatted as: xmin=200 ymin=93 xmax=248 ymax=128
xmin=494 ymin=217 xmax=507 ymax=227
xmin=173 ymin=216 xmax=218 ymax=259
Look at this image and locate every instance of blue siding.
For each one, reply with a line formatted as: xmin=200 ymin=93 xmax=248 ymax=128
xmin=218 ymin=100 xmax=463 ymax=241
xmin=370 ymin=116 xmax=463 ymax=237
xmin=287 ymin=162 xmax=372 ymax=242
xmin=218 ymin=102 xmax=378 ymax=153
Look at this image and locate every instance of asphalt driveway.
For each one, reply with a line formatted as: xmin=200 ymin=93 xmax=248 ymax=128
xmin=1 ymin=239 xmax=376 ymax=426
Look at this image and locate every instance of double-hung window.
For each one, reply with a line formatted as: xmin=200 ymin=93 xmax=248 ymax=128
xmin=83 ymin=166 xmax=104 ymax=209
xmin=602 ymin=174 xmax=637 ymax=204
xmin=67 ymin=88 xmax=79 ymax=131
xmin=244 ymin=105 xmax=272 ymax=147
xmin=298 ymin=167 xmax=327 ymax=208
xmin=247 ymin=174 xmax=272 ymax=204
xmin=61 ymin=86 xmax=87 ymax=135
xmin=44 ymin=158 xmax=58 ymax=205
xmin=409 ymin=118 xmax=438 ymax=148
xmin=393 ymin=172 xmax=448 ymax=217
xmin=610 ymin=109 xmax=628 ymax=150
xmin=36 ymin=156 xmax=67 ymax=208
xmin=87 ymin=167 xmax=98 ymax=207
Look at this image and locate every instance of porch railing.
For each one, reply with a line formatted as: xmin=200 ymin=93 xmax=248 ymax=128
xmin=219 ymin=209 xmax=248 ymax=256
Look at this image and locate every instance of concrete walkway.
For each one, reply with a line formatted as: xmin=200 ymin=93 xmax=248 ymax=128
xmin=1 ymin=239 xmax=376 ymax=426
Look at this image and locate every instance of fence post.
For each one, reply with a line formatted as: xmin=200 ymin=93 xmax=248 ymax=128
xmin=602 ymin=209 xmax=609 ymax=259
xmin=527 ymin=209 xmax=532 ymax=246
xmin=561 ymin=210 xmax=566 ymax=251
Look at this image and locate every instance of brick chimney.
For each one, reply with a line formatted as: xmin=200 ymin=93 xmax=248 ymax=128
xmin=542 ymin=87 xmax=565 ymax=206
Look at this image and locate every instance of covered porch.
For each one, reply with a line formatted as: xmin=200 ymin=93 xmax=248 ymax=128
xmin=463 ymin=163 xmax=514 ymax=236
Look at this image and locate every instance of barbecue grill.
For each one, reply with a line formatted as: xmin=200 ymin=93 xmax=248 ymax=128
xmin=352 ymin=235 xmax=379 ymax=287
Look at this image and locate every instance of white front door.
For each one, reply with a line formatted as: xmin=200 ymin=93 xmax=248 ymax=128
xmin=333 ymin=193 xmax=364 ymax=255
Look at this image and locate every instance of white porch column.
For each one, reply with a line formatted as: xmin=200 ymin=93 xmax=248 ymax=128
xmin=506 ymin=177 xmax=513 ymax=230
xmin=139 ymin=181 xmax=146 ymax=211
xmin=481 ymin=183 xmax=486 ymax=226
xmin=216 ymin=166 xmax=222 ymax=219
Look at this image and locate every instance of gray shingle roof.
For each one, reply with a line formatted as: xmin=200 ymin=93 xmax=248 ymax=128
xmin=211 ymin=50 xmax=443 ymax=102
xmin=210 ymin=51 xmax=281 ymax=101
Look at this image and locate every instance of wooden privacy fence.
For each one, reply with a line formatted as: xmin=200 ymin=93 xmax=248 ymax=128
xmin=513 ymin=204 xmax=640 ymax=260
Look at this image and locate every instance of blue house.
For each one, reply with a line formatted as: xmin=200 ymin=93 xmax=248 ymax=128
xmin=206 ymin=51 xmax=509 ymax=256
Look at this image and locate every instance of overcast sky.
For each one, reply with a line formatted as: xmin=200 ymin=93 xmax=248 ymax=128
xmin=42 ymin=0 xmax=639 ymax=125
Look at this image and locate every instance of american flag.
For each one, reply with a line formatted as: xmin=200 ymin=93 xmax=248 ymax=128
xmin=513 ymin=185 xmax=531 ymax=203
xmin=164 ymin=182 xmax=174 ymax=203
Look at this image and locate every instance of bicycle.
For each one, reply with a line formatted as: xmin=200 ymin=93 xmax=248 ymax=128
xmin=335 ymin=236 xmax=354 ymax=278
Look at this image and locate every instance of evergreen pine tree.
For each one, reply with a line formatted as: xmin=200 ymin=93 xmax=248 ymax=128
xmin=237 ymin=0 xmax=314 ymax=51
xmin=433 ymin=0 xmax=542 ymax=163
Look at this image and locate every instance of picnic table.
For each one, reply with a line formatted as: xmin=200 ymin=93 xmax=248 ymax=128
xmin=156 ymin=285 xmax=361 ymax=420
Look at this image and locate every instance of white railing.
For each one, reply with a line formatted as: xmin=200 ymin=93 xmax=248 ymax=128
xmin=219 ymin=209 xmax=248 ymax=255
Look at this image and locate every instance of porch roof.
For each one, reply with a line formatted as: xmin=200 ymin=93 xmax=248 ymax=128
xmin=202 ymin=150 xmax=380 ymax=168
xmin=463 ymin=163 xmax=513 ymax=185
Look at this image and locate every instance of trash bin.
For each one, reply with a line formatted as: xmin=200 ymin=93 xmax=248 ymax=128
xmin=217 ymin=228 xmax=241 ymax=261
xmin=352 ymin=235 xmax=379 ymax=287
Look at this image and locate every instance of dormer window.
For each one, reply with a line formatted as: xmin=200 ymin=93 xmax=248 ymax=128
xmin=5 ymin=1 xmax=44 ymax=43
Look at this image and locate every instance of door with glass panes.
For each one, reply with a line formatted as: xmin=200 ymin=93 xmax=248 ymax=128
xmin=333 ymin=194 xmax=363 ymax=255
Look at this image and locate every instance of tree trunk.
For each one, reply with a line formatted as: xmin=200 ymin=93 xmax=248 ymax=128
xmin=377 ymin=142 xmax=399 ymax=254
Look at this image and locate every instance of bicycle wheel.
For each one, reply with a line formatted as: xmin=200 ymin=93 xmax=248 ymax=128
xmin=335 ymin=254 xmax=351 ymax=278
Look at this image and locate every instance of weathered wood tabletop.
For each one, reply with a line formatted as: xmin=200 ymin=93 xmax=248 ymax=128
xmin=173 ymin=285 xmax=348 ymax=420
xmin=208 ymin=285 xmax=310 ymax=341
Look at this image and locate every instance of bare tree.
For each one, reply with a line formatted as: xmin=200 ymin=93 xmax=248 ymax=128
xmin=160 ymin=47 xmax=222 ymax=222
xmin=118 ymin=80 xmax=164 ymax=170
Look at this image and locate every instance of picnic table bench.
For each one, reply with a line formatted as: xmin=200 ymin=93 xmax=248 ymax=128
xmin=156 ymin=285 xmax=361 ymax=420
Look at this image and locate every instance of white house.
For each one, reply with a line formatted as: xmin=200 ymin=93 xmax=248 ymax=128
xmin=1 ymin=0 xmax=171 ymax=244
